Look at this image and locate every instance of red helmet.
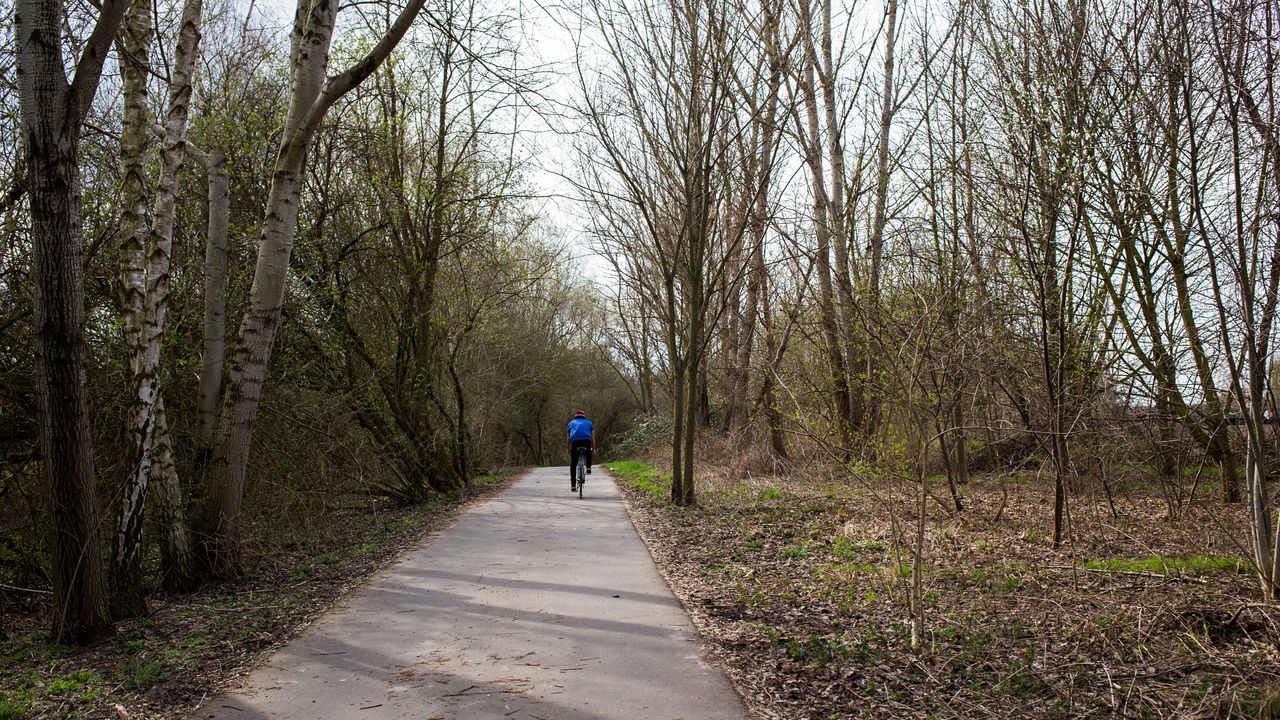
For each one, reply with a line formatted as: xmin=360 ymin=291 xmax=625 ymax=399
xmin=573 ymin=409 xmax=586 ymax=417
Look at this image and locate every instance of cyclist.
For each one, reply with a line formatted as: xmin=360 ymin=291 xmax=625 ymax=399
xmin=566 ymin=409 xmax=594 ymax=490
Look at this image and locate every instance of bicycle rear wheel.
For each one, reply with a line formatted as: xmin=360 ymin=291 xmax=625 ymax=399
xmin=576 ymin=460 xmax=585 ymax=498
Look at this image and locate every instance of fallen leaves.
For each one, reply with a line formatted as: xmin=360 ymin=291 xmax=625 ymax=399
xmin=616 ymin=462 xmax=1280 ymax=719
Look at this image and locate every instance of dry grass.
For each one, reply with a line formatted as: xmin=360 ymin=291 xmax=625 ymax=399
xmin=610 ymin=444 xmax=1280 ymax=719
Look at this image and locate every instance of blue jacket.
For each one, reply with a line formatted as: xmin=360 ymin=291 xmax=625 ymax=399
xmin=567 ymin=417 xmax=593 ymax=442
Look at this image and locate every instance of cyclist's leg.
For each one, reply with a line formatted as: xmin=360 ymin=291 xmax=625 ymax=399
xmin=569 ymin=440 xmax=588 ymax=486
xmin=585 ymin=445 xmax=593 ymax=474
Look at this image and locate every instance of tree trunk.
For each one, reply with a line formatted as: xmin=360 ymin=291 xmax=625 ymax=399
xmin=797 ymin=45 xmax=853 ymax=449
xmin=202 ymin=0 xmax=339 ymax=577
xmin=670 ymin=361 xmax=686 ymax=504
xmin=111 ymin=0 xmax=156 ymax=619
xmin=816 ymin=0 xmax=861 ymax=436
xmin=17 ymin=0 xmax=128 ymax=643
xmin=150 ymin=397 xmax=196 ymax=591
xmin=114 ymin=0 xmax=204 ymax=616
xmin=201 ymin=0 xmax=428 ymax=575
xmin=863 ymin=0 xmax=898 ymax=444
xmin=197 ymin=153 xmax=230 ymax=463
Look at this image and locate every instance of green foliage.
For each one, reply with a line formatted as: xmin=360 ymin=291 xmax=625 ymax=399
xmin=605 ymin=461 xmax=669 ymax=495
xmin=780 ymin=635 xmax=855 ymax=666
xmin=830 ymin=536 xmax=859 ymax=558
xmin=45 ymin=670 xmax=102 ymax=700
xmin=121 ymin=659 xmax=166 ymax=688
xmin=780 ymin=545 xmax=810 ymax=559
xmin=759 ymin=487 xmax=782 ymax=500
xmin=743 ymin=538 xmax=765 ymax=550
xmin=0 ymin=685 xmax=33 ymax=720
xmin=346 ymin=542 xmax=379 ymax=558
xmin=1002 ymin=662 xmax=1051 ymax=699
xmin=1083 ymin=555 xmax=1250 ymax=575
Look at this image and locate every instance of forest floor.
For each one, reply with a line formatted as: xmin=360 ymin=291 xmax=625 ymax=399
xmin=608 ymin=454 xmax=1280 ymax=720
xmin=0 ymin=470 xmax=522 ymax=720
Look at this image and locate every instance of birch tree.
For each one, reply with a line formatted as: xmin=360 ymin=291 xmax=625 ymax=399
xmin=112 ymin=0 xmax=204 ymax=616
xmin=200 ymin=0 xmax=429 ymax=577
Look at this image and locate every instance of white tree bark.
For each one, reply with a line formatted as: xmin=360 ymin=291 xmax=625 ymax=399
xmin=203 ymin=0 xmax=429 ymax=576
xmin=114 ymin=0 xmax=205 ymax=611
xmin=197 ymin=152 xmax=230 ymax=459
xmin=112 ymin=0 xmax=157 ymax=618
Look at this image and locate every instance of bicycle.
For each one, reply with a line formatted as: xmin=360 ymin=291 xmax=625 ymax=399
xmin=573 ymin=448 xmax=587 ymax=498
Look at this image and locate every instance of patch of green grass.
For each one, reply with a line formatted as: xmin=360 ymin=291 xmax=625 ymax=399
xmin=1003 ymin=662 xmax=1051 ymax=699
xmin=1083 ymin=555 xmax=1250 ymax=575
xmin=373 ymin=516 xmax=426 ymax=538
xmin=48 ymin=643 xmax=78 ymax=657
xmin=780 ymin=634 xmax=855 ymax=666
xmin=45 ymin=670 xmax=102 ymax=701
xmin=180 ymin=631 xmax=209 ymax=648
xmin=605 ymin=460 xmax=651 ymax=474
xmin=120 ymin=659 xmax=166 ymax=688
xmin=759 ymin=487 xmax=782 ymax=500
xmin=345 ymin=541 xmax=379 ymax=559
xmin=825 ymin=561 xmax=878 ymax=575
xmin=780 ymin=545 xmax=810 ymax=559
xmin=830 ymin=536 xmax=857 ymax=558
xmin=743 ymin=538 xmax=765 ymax=550
xmin=0 ymin=693 xmax=30 ymax=720
xmin=605 ymin=461 xmax=669 ymax=496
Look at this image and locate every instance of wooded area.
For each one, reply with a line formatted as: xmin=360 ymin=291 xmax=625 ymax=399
xmin=1 ymin=0 xmax=1279 ymax=712
xmin=1 ymin=0 xmax=633 ymax=646
xmin=572 ymin=0 xmax=1278 ymax=596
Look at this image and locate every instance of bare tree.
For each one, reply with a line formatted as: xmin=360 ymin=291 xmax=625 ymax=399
xmin=16 ymin=0 xmax=129 ymax=641
xmin=577 ymin=0 xmax=768 ymax=504
xmin=200 ymin=0 xmax=429 ymax=577
xmin=1196 ymin=0 xmax=1280 ymax=595
xmin=112 ymin=0 xmax=205 ymax=616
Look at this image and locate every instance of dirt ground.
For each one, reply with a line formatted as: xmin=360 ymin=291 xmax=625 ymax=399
xmin=0 ymin=472 xmax=520 ymax=720
xmin=609 ymin=456 xmax=1280 ymax=720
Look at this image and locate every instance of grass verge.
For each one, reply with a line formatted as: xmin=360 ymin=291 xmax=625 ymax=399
xmin=605 ymin=460 xmax=670 ymax=496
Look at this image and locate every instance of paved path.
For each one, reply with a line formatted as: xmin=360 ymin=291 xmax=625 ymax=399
xmin=197 ymin=467 xmax=746 ymax=720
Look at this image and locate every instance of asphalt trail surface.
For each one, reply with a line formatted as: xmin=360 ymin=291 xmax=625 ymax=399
xmin=197 ymin=466 xmax=747 ymax=720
